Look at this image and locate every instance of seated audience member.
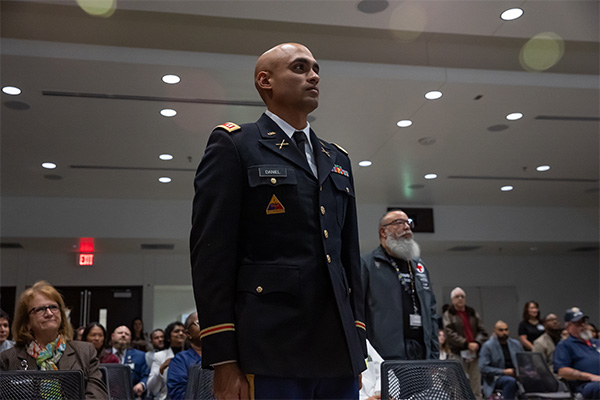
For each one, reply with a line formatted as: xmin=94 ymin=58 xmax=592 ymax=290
xmin=532 ymin=313 xmax=562 ymax=373
xmin=0 ymin=281 xmax=107 ymax=399
xmin=438 ymin=329 xmax=451 ymax=360
xmin=554 ymin=307 xmax=600 ymax=399
xmin=75 ymin=325 xmax=86 ymax=341
xmin=0 ymin=309 xmax=15 ymax=353
xmin=83 ymin=322 xmax=119 ymax=364
xmin=111 ymin=325 xmax=149 ymax=397
xmin=479 ymin=321 xmax=524 ymax=400
xmin=359 ymin=340 xmax=383 ymax=400
xmin=589 ymin=323 xmax=599 ymax=339
xmin=131 ymin=317 xmax=151 ymax=352
xmin=167 ymin=313 xmax=202 ymax=400
xmin=518 ymin=301 xmax=544 ymax=351
xmin=145 ymin=328 xmax=165 ymax=369
xmin=147 ymin=321 xmax=185 ymax=400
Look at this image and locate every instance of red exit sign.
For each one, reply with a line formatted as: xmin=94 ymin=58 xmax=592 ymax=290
xmin=78 ymin=254 xmax=94 ymax=266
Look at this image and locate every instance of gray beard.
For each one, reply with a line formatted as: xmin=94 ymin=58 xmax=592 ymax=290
xmin=580 ymin=329 xmax=593 ymax=341
xmin=386 ymin=236 xmax=421 ymax=260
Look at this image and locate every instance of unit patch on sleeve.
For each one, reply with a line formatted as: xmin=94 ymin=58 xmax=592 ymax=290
xmin=266 ymin=194 xmax=285 ymax=215
xmin=331 ymin=164 xmax=349 ymax=177
xmin=215 ymin=122 xmax=241 ymax=133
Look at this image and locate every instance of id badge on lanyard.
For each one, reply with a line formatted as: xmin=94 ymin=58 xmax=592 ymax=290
xmin=410 ymin=313 xmax=422 ymax=328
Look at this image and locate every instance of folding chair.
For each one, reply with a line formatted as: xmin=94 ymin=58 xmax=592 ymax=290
xmin=100 ymin=363 xmax=135 ymax=400
xmin=183 ymin=364 xmax=215 ymax=400
xmin=381 ymin=359 xmax=475 ymax=400
xmin=0 ymin=369 xmax=84 ymax=400
xmin=515 ymin=352 xmax=572 ymax=399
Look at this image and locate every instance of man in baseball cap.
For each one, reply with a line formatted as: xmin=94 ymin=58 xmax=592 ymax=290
xmin=553 ymin=307 xmax=600 ymax=399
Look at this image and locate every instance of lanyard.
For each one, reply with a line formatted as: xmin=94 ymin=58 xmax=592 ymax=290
xmin=391 ymin=259 xmax=419 ymax=314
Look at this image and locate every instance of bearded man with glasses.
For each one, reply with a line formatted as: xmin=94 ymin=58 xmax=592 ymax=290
xmin=361 ymin=210 xmax=440 ymax=363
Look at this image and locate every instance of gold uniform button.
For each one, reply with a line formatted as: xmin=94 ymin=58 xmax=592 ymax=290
xmin=320 ymin=206 xmax=326 ymax=215
xmin=348 ymin=287 xmax=352 ymax=294
xmin=346 ymin=187 xmax=350 ymax=193
xmin=256 ymin=286 xmax=263 ymax=293
xmin=270 ymin=178 xmax=277 ymax=184
xmin=326 ymin=254 xmax=331 ymax=263
xmin=324 ymin=230 xmax=329 ymax=239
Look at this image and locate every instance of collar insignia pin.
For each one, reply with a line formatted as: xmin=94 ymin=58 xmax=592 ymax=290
xmin=276 ymin=140 xmax=289 ymax=150
xmin=267 ymin=131 xmax=277 ymax=136
xmin=321 ymin=147 xmax=330 ymax=158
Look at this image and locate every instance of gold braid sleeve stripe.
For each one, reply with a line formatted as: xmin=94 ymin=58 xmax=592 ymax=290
xmin=200 ymin=323 xmax=236 ymax=339
xmin=355 ymin=321 xmax=366 ymax=331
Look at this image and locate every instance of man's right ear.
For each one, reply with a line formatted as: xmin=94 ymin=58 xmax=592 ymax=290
xmin=256 ymin=71 xmax=272 ymax=90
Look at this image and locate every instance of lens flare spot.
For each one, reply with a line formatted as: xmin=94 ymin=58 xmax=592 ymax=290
xmin=388 ymin=2 xmax=427 ymax=43
xmin=520 ymin=32 xmax=565 ymax=72
xmin=76 ymin=0 xmax=117 ymax=18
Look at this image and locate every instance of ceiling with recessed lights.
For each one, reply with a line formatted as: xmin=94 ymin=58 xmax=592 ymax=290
xmin=1 ymin=0 xmax=598 ymax=253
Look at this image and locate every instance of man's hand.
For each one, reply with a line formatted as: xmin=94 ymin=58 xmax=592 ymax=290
xmin=213 ymin=363 xmax=249 ymax=400
xmin=467 ymin=342 xmax=479 ymax=353
xmin=133 ymin=383 xmax=144 ymax=397
xmin=160 ymin=358 xmax=172 ymax=375
xmin=503 ymin=368 xmax=515 ymax=377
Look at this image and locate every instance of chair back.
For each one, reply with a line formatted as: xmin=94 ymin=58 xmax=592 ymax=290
xmin=183 ymin=364 xmax=215 ymax=400
xmin=100 ymin=363 xmax=135 ymax=400
xmin=515 ymin=352 xmax=567 ymax=394
xmin=0 ymin=369 xmax=84 ymax=400
xmin=381 ymin=359 xmax=475 ymax=400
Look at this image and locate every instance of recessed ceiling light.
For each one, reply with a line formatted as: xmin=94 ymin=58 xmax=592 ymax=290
xmin=501 ymin=185 xmax=514 ymax=192
xmin=424 ymin=173 xmax=437 ymax=180
xmin=501 ymin=8 xmax=524 ymax=21
xmin=160 ymin=109 xmax=177 ymax=117
xmin=162 ymin=74 xmax=181 ymax=84
xmin=357 ymin=0 xmax=389 ymax=14
xmin=42 ymin=162 xmax=57 ymax=169
xmin=2 ymin=86 xmax=21 ymax=95
xmin=506 ymin=112 xmax=523 ymax=121
xmin=536 ymin=165 xmax=550 ymax=172
xmin=397 ymin=120 xmax=413 ymax=128
xmin=158 ymin=177 xmax=172 ymax=183
xmin=358 ymin=160 xmax=372 ymax=167
xmin=424 ymin=91 xmax=442 ymax=100
xmin=159 ymin=154 xmax=174 ymax=161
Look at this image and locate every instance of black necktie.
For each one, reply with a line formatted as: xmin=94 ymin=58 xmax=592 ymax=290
xmin=293 ymin=131 xmax=308 ymax=160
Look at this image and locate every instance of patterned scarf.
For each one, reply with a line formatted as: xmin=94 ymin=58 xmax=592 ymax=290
xmin=27 ymin=334 xmax=66 ymax=370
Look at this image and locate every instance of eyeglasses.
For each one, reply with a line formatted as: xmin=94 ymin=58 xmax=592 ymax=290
xmin=452 ymin=294 xmax=465 ymax=299
xmin=191 ymin=321 xmax=200 ymax=327
xmin=29 ymin=304 xmax=60 ymax=316
xmin=382 ymin=218 xmax=414 ymax=229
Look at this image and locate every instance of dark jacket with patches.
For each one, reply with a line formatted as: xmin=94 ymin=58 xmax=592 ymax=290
xmin=190 ymin=113 xmax=366 ymax=378
xmin=361 ymin=245 xmax=439 ymax=360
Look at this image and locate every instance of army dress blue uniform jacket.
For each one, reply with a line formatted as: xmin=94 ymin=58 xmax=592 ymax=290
xmin=190 ymin=113 xmax=367 ymax=378
xmin=361 ymin=245 xmax=439 ymax=360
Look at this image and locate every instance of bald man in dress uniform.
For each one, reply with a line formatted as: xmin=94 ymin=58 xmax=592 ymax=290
xmin=190 ymin=43 xmax=366 ymax=399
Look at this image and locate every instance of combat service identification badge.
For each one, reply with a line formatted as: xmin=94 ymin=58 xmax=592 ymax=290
xmin=266 ymin=194 xmax=285 ymax=215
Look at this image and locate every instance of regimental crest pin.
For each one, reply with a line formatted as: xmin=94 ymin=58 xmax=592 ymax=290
xmin=266 ymin=194 xmax=285 ymax=215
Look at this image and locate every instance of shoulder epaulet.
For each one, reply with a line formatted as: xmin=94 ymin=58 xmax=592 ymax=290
xmin=332 ymin=142 xmax=348 ymax=155
xmin=214 ymin=122 xmax=241 ymax=133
